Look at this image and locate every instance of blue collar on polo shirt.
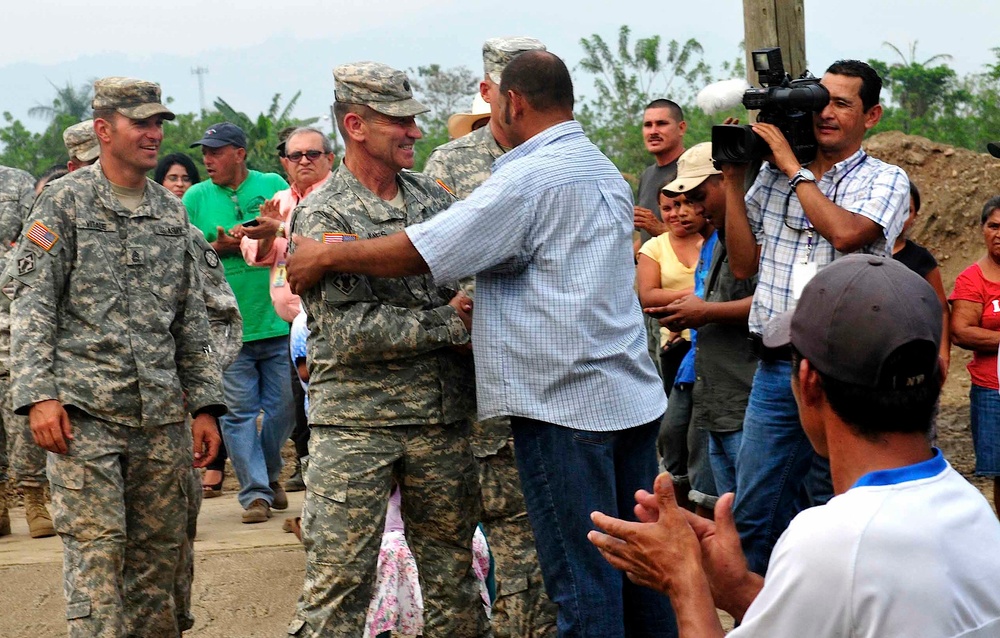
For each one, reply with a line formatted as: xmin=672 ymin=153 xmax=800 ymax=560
xmin=852 ymin=448 xmax=946 ymax=489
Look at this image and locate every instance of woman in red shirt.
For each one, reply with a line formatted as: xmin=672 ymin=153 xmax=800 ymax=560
xmin=950 ymin=195 xmax=1000 ymax=517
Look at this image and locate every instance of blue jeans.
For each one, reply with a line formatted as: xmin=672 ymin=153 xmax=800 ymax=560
xmin=511 ymin=417 xmax=678 ymax=638
xmin=659 ymin=384 xmax=715 ymax=499
xmin=733 ymin=360 xmax=832 ymax=576
xmin=221 ymin=336 xmax=296 ymax=508
xmin=708 ymin=429 xmax=743 ymax=497
xmin=970 ymin=384 xmax=1000 ymax=476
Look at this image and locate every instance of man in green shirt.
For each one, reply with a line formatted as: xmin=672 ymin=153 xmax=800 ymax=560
xmin=184 ymin=122 xmax=294 ymax=523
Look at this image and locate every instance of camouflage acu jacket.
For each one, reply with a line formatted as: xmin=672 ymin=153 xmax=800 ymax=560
xmin=5 ymin=162 xmax=225 ymax=426
xmin=290 ymin=164 xmax=474 ymax=427
xmin=0 ymin=166 xmax=35 ymax=249
xmin=189 ymin=226 xmax=243 ymax=370
xmin=423 ymin=125 xmax=505 ymax=200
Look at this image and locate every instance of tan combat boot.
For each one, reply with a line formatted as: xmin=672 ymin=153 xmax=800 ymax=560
xmin=0 ymin=487 xmax=10 ymax=537
xmin=22 ymin=486 xmax=55 ymax=538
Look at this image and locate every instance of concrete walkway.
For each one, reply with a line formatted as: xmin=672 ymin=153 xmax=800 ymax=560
xmin=0 ymin=490 xmax=307 ymax=638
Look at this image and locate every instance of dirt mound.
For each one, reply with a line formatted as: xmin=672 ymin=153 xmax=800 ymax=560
xmin=865 ymin=131 xmax=1000 ymax=494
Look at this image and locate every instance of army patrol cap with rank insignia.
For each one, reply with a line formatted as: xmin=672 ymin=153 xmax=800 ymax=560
xmin=483 ymin=36 xmax=547 ymax=83
xmin=63 ymin=120 xmax=100 ymax=162
xmin=92 ymin=77 xmax=175 ymax=121
xmin=333 ymin=62 xmax=428 ymax=118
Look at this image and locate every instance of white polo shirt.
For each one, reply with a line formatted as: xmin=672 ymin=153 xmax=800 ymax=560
xmin=732 ymin=450 xmax=1000 ymax=637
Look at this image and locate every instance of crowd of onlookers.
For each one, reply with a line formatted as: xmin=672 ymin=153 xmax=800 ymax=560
xmin=1 ymin=37 xmax=1000 ymax=638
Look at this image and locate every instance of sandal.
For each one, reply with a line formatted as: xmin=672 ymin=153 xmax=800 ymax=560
xmin=202 ymin=470 xmax=224 ymax=498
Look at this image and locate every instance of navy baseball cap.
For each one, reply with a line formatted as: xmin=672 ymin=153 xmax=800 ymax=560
xmin=190 ymin=122 xmax=247 ymax=149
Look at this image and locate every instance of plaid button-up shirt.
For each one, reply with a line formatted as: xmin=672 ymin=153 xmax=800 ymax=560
xmin=408 ymin=121 xmax=666 ymax=432
xmin=746 ymin=150 xmax=909 ymax=335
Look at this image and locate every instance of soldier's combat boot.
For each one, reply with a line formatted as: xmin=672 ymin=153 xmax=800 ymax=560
xmin=0 ymin=488 xmax=10 ymax=537
xmin=22 ymin=486 xmax=55 ymax=538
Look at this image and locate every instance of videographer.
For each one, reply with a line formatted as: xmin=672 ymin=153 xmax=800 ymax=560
xmin=721 ymin=59 xmax=909 ymax=576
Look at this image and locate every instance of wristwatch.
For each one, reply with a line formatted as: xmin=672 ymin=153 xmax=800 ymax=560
xmin=789 ymin=168 xmax=816 ymax=190
xmin=276 ymin=222 xmax=286 ymax=238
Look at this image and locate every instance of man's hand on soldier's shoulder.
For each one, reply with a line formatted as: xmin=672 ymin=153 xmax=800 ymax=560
xmin=287 ymin=234 xmax=335 ymax=295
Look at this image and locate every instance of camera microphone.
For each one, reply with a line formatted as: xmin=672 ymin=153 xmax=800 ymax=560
xmin=697 ymin=79 xmax=751 ymax=115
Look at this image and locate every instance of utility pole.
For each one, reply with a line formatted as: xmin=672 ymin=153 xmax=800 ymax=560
xmin=191 ymin=66 xmax=209 ymax=114
xmin=742 ymin=0 xmax=806 ymax=80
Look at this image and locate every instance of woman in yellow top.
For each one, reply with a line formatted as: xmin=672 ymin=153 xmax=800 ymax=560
xmin=636 ymin=191 xmax=711 ymax=388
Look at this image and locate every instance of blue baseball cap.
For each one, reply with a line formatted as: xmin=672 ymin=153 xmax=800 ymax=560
xmin=190 ymin=122 xmax=247 ymax=149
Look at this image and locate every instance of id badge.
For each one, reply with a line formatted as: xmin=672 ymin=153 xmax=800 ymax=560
xmin=792 ymin=262 xmax=817 ymax=300
xmin=273 ymin=262 xmax=287 ymax=288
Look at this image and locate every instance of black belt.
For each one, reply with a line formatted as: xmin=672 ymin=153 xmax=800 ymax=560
xmin=748 ymin=334 xmax=792 ymax=362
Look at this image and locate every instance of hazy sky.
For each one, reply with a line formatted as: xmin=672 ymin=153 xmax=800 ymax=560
xmin=2 ymin=0 xmax=997 ymax=133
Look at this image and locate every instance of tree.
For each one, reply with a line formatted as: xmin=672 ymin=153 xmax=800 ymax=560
xmin=28 ymin=80 xmax=94 ymax=123
xmin=212 ymin=92 xmax=319 ymax=174
xmin=869 ymin=42 xmax=956 ymax=130
xmin=409 ymin=65 xmax=479 ymax=171
xmin=576 ymin=26 xmax=732 ymax=184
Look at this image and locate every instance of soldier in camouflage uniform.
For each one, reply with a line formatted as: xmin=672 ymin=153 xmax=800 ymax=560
xmin=5 ymin=77 xmax=226 ymax=638
xmin=175 ymin=228 xmax=243 ymax=633
xmin=422 ymin=37 xmax=557 ymax=638
xmin=286 ymin=62 xmax=490 ymax=638
xmin=64 ymin=120 xmax=101 ymax=172
xmin=0 ymin=164 xmax=51 ymax=538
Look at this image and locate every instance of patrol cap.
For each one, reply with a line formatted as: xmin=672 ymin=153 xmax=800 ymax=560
xmin=92 ymin=77 xmax=175 ymax=121
xmin=483 ymin=36 xmax=547 ymax=83
xmin=63 ymin=120 xmax=100 ymax=162
xmin=662 ymin=143 xmax=722 ymax=195
xmin=333 ymin=62 xmax=428 ymax=118
xmin=763 ymin=254 xmax=941 ymax=389
xmin=190 ymin=122 xmax=248 ymax=149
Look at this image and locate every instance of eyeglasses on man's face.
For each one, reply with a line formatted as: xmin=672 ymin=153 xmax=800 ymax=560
xmin=285 ymin=150 xmax=326 ymax=163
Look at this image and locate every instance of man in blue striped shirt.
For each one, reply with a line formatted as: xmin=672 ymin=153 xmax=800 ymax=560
xmin=287 ymin=50 xmax=676 ymax=638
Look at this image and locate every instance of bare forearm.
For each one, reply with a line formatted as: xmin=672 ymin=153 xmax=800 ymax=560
xmin=719 ymin=572 xmax=765 ymax=623
xmin=724 ymin=189 xmax=759 ymax=279
xmin=320 ymin=231 xmax=429 ymax=278
xmin=640 ymin=287 xmax=692 ymax=308
xmin=702 ymin=297 xmax=752 ymax=325
xmin=951 ymin=325 xmax=1000 ymax=352
xmin=668 ymin=572 xmax=727 ymax=638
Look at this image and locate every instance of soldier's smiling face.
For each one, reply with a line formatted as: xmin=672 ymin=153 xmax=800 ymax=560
xmin=104 ymin=113 xmax=164 ymax=173
xmin=362 ymin=113 xmax=422 ymax=172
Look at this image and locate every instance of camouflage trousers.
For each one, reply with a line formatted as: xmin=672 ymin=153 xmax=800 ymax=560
xmin=47 ymin=411 xmax=190 ymax=638
xmin=0 ymin=377 xmax=47 ymax=487
xmin=288 ymin=421 xmax=492 ymax=638
xmin=476 ymin=436 xmax=558 ymax=638
xmin=175 ymin=467 xmax=201 ymax=633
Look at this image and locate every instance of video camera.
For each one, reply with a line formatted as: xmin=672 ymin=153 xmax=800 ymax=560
xmin=712 ymin=47 xmax=829 ymax=164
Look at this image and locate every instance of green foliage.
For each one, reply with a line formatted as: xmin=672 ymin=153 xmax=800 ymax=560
xmin=577 ymin=26 xmax=715 ymax=180
xmin=867 ymin=45 xmax=1000 ymax=153
xmin=28 ymin=80 xmax=94 ymax=123
xmin=211 ymin=92 xmax=318 ymax=174
xmin=869 ymin=42 xmax=956 ymax=126
xmin=409 ymin=65 xmax=478 ymax=172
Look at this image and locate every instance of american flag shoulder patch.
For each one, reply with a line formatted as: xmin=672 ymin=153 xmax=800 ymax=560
xmin=323 ymin=233 xmax=358 ymax=244
xmin=27 ymin=221 xmax=58 ymax=251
